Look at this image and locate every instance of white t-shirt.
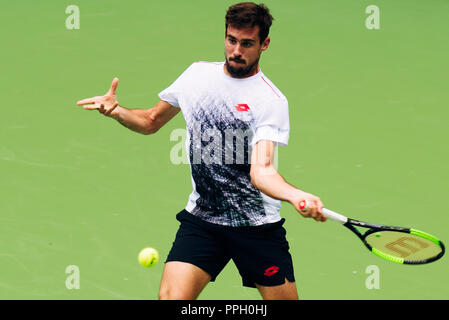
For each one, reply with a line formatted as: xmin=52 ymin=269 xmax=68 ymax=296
xmin=159 ymin=61 xmax=290 ymax=227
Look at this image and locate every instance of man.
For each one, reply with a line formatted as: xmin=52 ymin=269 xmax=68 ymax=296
xmin=77 ymin=2 xmax=326 ymax=300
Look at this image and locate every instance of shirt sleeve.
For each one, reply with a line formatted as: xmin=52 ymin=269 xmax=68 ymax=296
xmin=251 ymin=97 xmax=290 ymax=147
xmin=158 ymin=63 xmax=195 ymax=108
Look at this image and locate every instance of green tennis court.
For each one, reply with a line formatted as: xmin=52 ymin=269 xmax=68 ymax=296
xmin=1 ymin=0 xmax=448 ymax=299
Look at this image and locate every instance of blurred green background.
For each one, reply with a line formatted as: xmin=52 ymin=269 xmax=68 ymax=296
xmin=1 ymin=0 xmax=448 ymax=299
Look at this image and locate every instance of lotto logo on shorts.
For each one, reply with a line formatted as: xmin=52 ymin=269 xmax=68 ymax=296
xmin=264 ymin=266 xmax=279 ymax=276
xmin=235 ymin=104 xmax=250 ymax=112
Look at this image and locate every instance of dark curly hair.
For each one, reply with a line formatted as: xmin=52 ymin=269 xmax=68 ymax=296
xmin=225 ymin=2 xmax=274 ymax=44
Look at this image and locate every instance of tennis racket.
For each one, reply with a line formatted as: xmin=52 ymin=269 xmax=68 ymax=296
xmin=299 ymin=200 xmax=445 ymax=264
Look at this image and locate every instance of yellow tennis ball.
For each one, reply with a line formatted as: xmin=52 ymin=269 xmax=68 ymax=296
xmin=138 ymin=247 xmax=159 ymax=268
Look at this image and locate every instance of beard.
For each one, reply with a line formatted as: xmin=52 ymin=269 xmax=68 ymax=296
xmin=225 ymin=55 xmax=260 ymax=78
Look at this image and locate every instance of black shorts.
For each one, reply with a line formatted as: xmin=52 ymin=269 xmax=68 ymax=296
xmin=166 ymin=210 xmax=295 ymax=288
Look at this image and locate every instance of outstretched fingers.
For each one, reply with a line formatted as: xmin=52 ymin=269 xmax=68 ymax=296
xmin=108 ymin=77 xmax=119 ymax=95
xmin=77 ymin=97 xmax=97 ymax=106
xmin=83 ymin=103 xmax=101 ymax=110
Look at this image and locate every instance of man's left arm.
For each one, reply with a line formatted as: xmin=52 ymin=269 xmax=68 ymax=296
xmin=249 ymin=140 xmax=326 ymax=222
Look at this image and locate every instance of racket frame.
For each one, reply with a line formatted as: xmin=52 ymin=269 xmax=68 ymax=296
xmin=343 ymin=218 xmax=445 ymax=264
xmin=300 ymin=202 xmax=445 ymax=264
xmin=319 ymin=206 xmax=445 ymax=264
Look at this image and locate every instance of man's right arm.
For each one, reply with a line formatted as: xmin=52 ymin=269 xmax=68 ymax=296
xmin=109 ymin=100 xmax=181 ymax=135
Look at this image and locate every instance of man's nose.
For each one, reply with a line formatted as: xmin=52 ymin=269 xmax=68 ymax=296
xmin=233 ymin=43 xmax=243 ymax=56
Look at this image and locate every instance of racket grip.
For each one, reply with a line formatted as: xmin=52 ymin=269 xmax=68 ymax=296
xmin=322 ymin=208 xmax=348 ymax=224
xmin=298 ymin=200 xmax=348 ymax=224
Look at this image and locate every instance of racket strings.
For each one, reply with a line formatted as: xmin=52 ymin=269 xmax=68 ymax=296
xmin=365 ymin=231 xmax=443 ymax=263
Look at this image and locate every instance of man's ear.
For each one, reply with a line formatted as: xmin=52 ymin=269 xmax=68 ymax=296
xmin=261 ymin=37 xmax=270 ymax=52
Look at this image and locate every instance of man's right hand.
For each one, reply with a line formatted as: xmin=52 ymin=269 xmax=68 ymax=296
xmin=77 ymin=77 xmax=120 ymax=117
xmin=290 ymin=190 xmax=326 ymax=222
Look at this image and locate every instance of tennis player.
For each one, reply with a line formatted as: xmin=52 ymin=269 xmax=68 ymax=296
xmin=77 ymin=2 xmax=326 ymax=300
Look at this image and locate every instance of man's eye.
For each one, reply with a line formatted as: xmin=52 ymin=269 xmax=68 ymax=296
xmin=242 ymin=42 xmax=252 ymax=47
xmin=229 ymin=38 xmax=237 ymax=44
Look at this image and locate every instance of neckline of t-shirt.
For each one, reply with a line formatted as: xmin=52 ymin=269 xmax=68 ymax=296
xmin=220 ymin=61 xmax=263 ymax=82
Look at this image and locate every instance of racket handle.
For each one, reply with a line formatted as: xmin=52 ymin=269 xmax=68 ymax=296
xmin=299 ymin=200 xmax=348 ymax=224
xmin=322 ymin=208 xmax=348 ymax=224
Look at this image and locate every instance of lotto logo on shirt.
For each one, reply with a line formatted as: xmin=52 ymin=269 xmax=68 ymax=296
xmin=233 ymin=103 xmax=253 ymax=122
xmin=235 ymin=104 xmax=250 ymax=112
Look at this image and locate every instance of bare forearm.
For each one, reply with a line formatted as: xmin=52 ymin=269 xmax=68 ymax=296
xmin=110 ymin=105 xmax=155 ymax=135
xmin=251 ymin=166 xmax=325 ymax=221
xmin=250 ymin=167 xmax=301 ymax=204
xmin=250 ymin=140 xmax=325 ymax=221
